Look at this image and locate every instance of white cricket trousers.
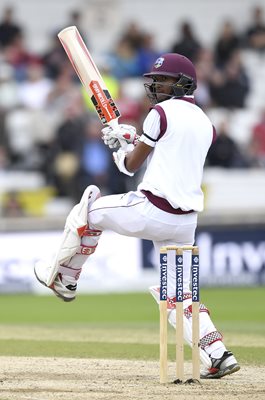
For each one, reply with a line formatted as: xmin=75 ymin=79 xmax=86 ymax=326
xmin=89 ymin=190 xmax=198 ymax=297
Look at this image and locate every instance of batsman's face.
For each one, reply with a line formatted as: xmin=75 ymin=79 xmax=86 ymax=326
xmin=145 ymin=75 xmax=177 ymax=104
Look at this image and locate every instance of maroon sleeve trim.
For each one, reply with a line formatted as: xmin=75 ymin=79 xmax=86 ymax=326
xmin=212 ymin=125 xmax=217 ymax=143
xmin=153 ymin=105 xmax=167 ymax=140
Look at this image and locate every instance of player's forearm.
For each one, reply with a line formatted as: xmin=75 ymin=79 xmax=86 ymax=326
xmin=124 ymin=142 xmax=153 ymax=172
xmin=124 ymin=151 xmax=143 ymax=172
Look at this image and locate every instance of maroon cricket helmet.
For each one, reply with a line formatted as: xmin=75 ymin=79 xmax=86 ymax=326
xmin=143 ymin=53 xmax=197 ymax=83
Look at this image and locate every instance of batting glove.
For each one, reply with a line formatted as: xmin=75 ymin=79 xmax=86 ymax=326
xmin=113 ymin=144 xmax=135 ymax=176
xmin=102 ymin=124 xmax=138 ymax=149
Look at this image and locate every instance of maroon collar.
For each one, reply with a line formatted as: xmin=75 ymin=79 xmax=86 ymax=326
xmin=149 ymin=97 xmax=195 ymax=113
xmin=175 ymin=97 xmax=195 ymax=104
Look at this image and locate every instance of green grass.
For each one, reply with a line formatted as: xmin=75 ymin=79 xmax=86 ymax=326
xmin=0 ymin=292 xmax=157 ymax=323
xmin=0 ymin=288 xmax=264 ymax=364
xmin=0 ymin=339 xmax=264 ymax=365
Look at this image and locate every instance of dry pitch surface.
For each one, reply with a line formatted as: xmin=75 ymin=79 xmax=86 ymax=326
xmin=0 ymin=357 xmax=265 ymax=400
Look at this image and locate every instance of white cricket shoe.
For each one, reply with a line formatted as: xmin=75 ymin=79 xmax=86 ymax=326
xmin=201 ymin=351 xmax=240 ymax=379
xmin=34 ymin=261 xmax=77 ymax=302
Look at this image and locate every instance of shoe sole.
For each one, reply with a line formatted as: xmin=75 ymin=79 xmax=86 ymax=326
xmin=34 ymin=267 xmax=75 ymax=302
xmin=201 ymin=364 xmax=240 ymax=379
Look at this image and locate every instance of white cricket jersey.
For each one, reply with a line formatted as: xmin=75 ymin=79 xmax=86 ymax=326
xmin=138 ymin=97 xmax=214 ymax=212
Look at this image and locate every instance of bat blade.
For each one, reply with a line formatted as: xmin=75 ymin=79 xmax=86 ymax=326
xmin=58 ymin=26 xmax=120 ymax=126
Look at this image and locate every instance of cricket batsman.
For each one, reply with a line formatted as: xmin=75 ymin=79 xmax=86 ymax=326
xmin=35 ymin=53 xmax=240 ymax=379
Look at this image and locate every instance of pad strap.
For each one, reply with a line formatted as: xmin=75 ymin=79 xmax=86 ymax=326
xmin=77 ymin=244 xmax=98 ymax=255
xmin=77 ymin=224 xmax=102 ymax=237
xmin=184 ymin=303 xmax=209 ymax=319
xmin=167 ymin=293 xmax=192 ymax=309
xmin=59 ymin=244 xmax=98 ymax=276
xmin=83 ymin=227 xmax=102 ymax=237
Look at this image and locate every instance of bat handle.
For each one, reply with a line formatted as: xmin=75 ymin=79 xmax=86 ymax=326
xmin=107 ymin=119 xmax=129 ymax=150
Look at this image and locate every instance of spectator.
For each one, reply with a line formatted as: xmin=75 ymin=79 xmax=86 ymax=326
xmin=214 ymin=21 xmax=241 ymax=68
xmin=210 ymin=50 xmax=250 ymax=108
xmin=115 ymin=81 xmax=142 ymax=125
xmin=194 ymin=48 xmax=215 ymax=109
xmin=249 ymin=108 xmax=265 ymax=167
xmin=4 ymin=60 xmax=57 ymax=170
xmin=2 ymin=191 xmax=24 ymax=217
xmin=3 ymin=34 xmax=40 ymax=81
xmin=171 ymin=21 xmax=201 ymax=62
xmin=116 ymin=96 xmax=141 ymax=126
xmin=206 ymin=120 xmax=249 ymax=168
xmin=137 ymin=32 xmax=161 ymax=75
xmin=244 ymin=6 xmax=265 ymax=51
xmin=42 ymin=33 xmax=68 ymax=79
xmin=108 ymin=37 xmax=141 ymax=79
xmin=65 ymin=10 xmax=86 ymax=42
xmin=4 ymin=106 xmax=40 ymax=169
xmin=67 ymin=10 xmax=83 ymax=29
xmin=0 ymin=62 xmax=19 ymax=111
xmin=121 ymin=21 xmax=145 ymax=51
xmin=45 ymin=9 xmax=87 ymax=79
xmin=0 ymin=6 xmax=22 ymax=48
xmin=18 ymin=60 xmax=53 ymax=109
xmin=0 ymin=146 xmax=9 ymax=169
xmin=46 ymin=98 xmax=86 ymax=199
xmin=46 ymin=67 xmax=81 ymax=126
xmin=0 ymin=61 xmax=19 ymax=161
xmin=77 ymin=118 xmax=112 ymax=196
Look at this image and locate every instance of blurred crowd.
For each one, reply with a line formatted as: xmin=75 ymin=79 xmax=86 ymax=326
xmin=1 ymin=5 xmax=265 ymax=216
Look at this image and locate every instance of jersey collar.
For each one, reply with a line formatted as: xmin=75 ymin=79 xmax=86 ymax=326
xmin=174 ymin=96 xmax=195 ymax=104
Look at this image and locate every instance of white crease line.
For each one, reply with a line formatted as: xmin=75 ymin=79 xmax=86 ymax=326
xmin=19 ymin=397 xmax=47 ymax=400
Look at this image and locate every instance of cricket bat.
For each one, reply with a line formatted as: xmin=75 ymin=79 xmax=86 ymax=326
xmin=58 ymin=26 xmax=121 ymax=131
